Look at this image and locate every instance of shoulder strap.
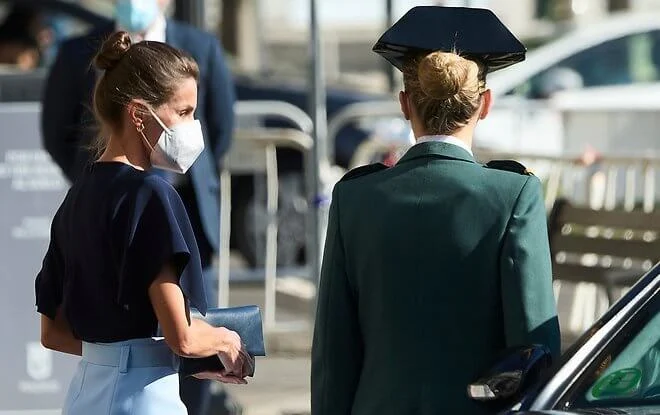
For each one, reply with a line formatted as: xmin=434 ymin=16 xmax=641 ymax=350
xmin=485 ymin=160 xmax=534 ymax=176
xmin=340 ymin=163 xmax=388 ymax=182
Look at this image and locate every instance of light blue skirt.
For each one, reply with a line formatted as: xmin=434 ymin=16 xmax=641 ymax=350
xmin=63 ymin=338 xmax=186 ymax=415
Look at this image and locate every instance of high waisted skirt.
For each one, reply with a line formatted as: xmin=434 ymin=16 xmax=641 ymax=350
xmin=62 ymin=338 xmax=186 ymax=415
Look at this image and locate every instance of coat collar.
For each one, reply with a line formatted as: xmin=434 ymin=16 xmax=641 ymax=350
xmin=397 ymin=141 xmax=476 ymax=165
xmin=164 ymin=20 xmax=183 ymax=49
xmin=96 ymin=19 xmax=182 ymax=48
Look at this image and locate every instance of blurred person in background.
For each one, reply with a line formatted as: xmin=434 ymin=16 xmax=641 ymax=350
xmin=0 ymin=5 xmax=42 ymax=69
xmin=311 ymin=6 xmax=561 ymax=415
xmin=40 ymin=0 xmax=236 ymax=414
xmin=39 ymin=14 xmax=70 ymax=67
xmin=0 ymin=4 xmax=61 ymax=68
xmin=0 ymin=32 xmax=39 ymax=70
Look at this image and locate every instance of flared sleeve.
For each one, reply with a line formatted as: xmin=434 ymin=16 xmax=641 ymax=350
xmin=111 ymin=176 xmax=208 ymax=315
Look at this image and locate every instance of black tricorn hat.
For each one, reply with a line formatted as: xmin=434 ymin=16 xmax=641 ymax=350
xmin=372 ymin=6 xmax=526 ymax=73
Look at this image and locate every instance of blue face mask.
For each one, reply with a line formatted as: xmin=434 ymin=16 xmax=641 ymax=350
xmin=115 ymin=0 xmax=159 ymax=33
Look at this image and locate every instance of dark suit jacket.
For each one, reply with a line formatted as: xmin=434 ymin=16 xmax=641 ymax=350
xmin=311 ymin=141 xmax=561 ymax=415
xmin=41 ymin=20 xmax=235 ymax=251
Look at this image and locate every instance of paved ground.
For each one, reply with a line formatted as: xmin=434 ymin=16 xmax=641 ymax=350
xmin=219 ymin=357 xmax=311 ymax=415
xmin=211 ymin=282 xmax=312 ymax=414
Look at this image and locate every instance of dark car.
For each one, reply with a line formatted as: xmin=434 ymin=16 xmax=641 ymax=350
xmin=0 ymin=0 xmax=395 ymax=267
xmin=467 ymin=264 xmax=659 ymax=414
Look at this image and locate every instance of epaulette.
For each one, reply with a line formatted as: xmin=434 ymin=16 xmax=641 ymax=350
xmin=485 ymin=160 xmax=534 ymax=176
xmin=340 ymin=163 xmax=388 ymax=182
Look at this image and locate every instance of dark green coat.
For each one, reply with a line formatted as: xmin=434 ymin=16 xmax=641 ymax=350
xmin=311 ymin=141 xmax=561 ymax=415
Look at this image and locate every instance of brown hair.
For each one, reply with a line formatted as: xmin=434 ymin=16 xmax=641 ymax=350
xmin=403 ymin=50 xmax=486 ymax=136
xmin=90 ymin=31 xmax=199 ymax=155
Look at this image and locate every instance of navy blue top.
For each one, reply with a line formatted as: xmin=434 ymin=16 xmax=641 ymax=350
xmin=34 ymin=162 xmax=208 ymax=343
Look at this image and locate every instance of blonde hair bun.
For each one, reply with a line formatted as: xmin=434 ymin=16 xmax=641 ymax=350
xmin=417 ymin=51 xmax=480 ymax=100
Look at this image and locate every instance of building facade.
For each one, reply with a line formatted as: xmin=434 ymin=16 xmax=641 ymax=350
xmin=208 ymin=0 xmax=660 ymax=91
xmin=489 ymin=0 xmax=660 ymax=40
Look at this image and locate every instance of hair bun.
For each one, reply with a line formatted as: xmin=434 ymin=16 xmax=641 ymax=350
xmin=94 ymin=31 xmax=132 ymax=71
xmin=417 ymin=51 xmax=476 ymax=100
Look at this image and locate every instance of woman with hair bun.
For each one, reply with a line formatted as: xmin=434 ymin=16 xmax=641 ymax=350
xmin=34 ymin=31 xmax=251 ymax=414
xmin=311 ymin=7 xmax=561 ymax=415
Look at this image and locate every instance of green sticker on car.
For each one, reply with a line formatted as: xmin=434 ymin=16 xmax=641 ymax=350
xmin=592 ymin=368 xmax=642 ymax=399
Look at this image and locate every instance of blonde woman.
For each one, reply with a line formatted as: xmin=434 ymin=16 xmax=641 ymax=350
xmin=311 ymin=7 xmax=560 ymax=415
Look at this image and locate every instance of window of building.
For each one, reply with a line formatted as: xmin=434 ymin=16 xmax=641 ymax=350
xmin=608 ymin=0 xmax=630 ymax=12
xmin=535 ymin=0 xmax=573 ymax=21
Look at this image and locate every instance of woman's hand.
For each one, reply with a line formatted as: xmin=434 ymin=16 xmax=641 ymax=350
xmin=193 ymin=328 xmax=255 ymax=384
xmin=217 ymin=327 xmax=245 ymax=375
xmin=193 ymin=370 xmax=248 ymax=384
xmin=40 ymin=308 xmax=82 ymax=356
xmin=193 ymin=352 xmax=255 ymax=384
xmin=241 ymin=350 xmax=256 ymax=377
xmin=210 ymin=328 xmax=255 ymax=380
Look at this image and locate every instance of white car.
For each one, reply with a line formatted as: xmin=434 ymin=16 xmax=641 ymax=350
xmin=476 ymin=11 xmax=660 ymax=155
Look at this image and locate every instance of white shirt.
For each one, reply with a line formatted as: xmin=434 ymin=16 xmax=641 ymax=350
xmin=116 ymin=14 xmax=167 ymax=43
xmin=416 ymin=135 xmax=473 ymax=156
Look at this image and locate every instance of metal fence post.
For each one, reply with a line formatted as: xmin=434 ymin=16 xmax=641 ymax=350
xmin=219 ymin=102 xmax=316 ymax=334
xmin=263 ymin=143 xmax=279 ymax=329
xmin=308 ymin=0 xmax=330 ymax=315
xmin=218 ymin=168 xmax=231 ymax=308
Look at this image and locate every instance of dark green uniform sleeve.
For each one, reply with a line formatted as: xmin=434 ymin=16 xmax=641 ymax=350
xmin=311 ymin=187 xmax=363 ymax=415
xmin=500 ymin=176 xmax=561 ymax=358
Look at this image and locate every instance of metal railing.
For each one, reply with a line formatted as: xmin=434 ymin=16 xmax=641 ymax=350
xmin=326 ymin=100 xmax=401 ymax=161
xmin=234 ymin=100 xmax=314 ymax=133
xmin=349 ymin=138 xmax=405 ymax=168
xmin=473 ymin=149 xmax=660 ymax=213
xmin=219 ymin=101 xmax=316 ymax=333
xmin=350 ymin=138 xmax=660 ymax=214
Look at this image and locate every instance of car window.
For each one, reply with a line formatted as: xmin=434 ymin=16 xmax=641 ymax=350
xmin=508 ymin=30 xmax=660 ymax=99
xmin=561 ymin=294 xmax=660 ymax=410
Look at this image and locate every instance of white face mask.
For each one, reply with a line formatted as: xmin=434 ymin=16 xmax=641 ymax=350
xmin=140 ymin=108 xmax=205 ymax=174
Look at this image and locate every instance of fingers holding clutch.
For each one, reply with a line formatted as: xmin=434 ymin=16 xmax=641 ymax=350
xmin=239 ymin=345 xmax=255 ymax=377
xmin=193 ymin=370 xmax=248 ymax=384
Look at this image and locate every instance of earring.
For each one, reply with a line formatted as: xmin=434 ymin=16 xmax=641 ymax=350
xmin=136 ymin=123 xmax=145 ymax=133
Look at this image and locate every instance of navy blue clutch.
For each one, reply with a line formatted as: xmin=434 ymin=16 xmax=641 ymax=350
xmin=179 ymin=305 xmax=266 ymax=377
